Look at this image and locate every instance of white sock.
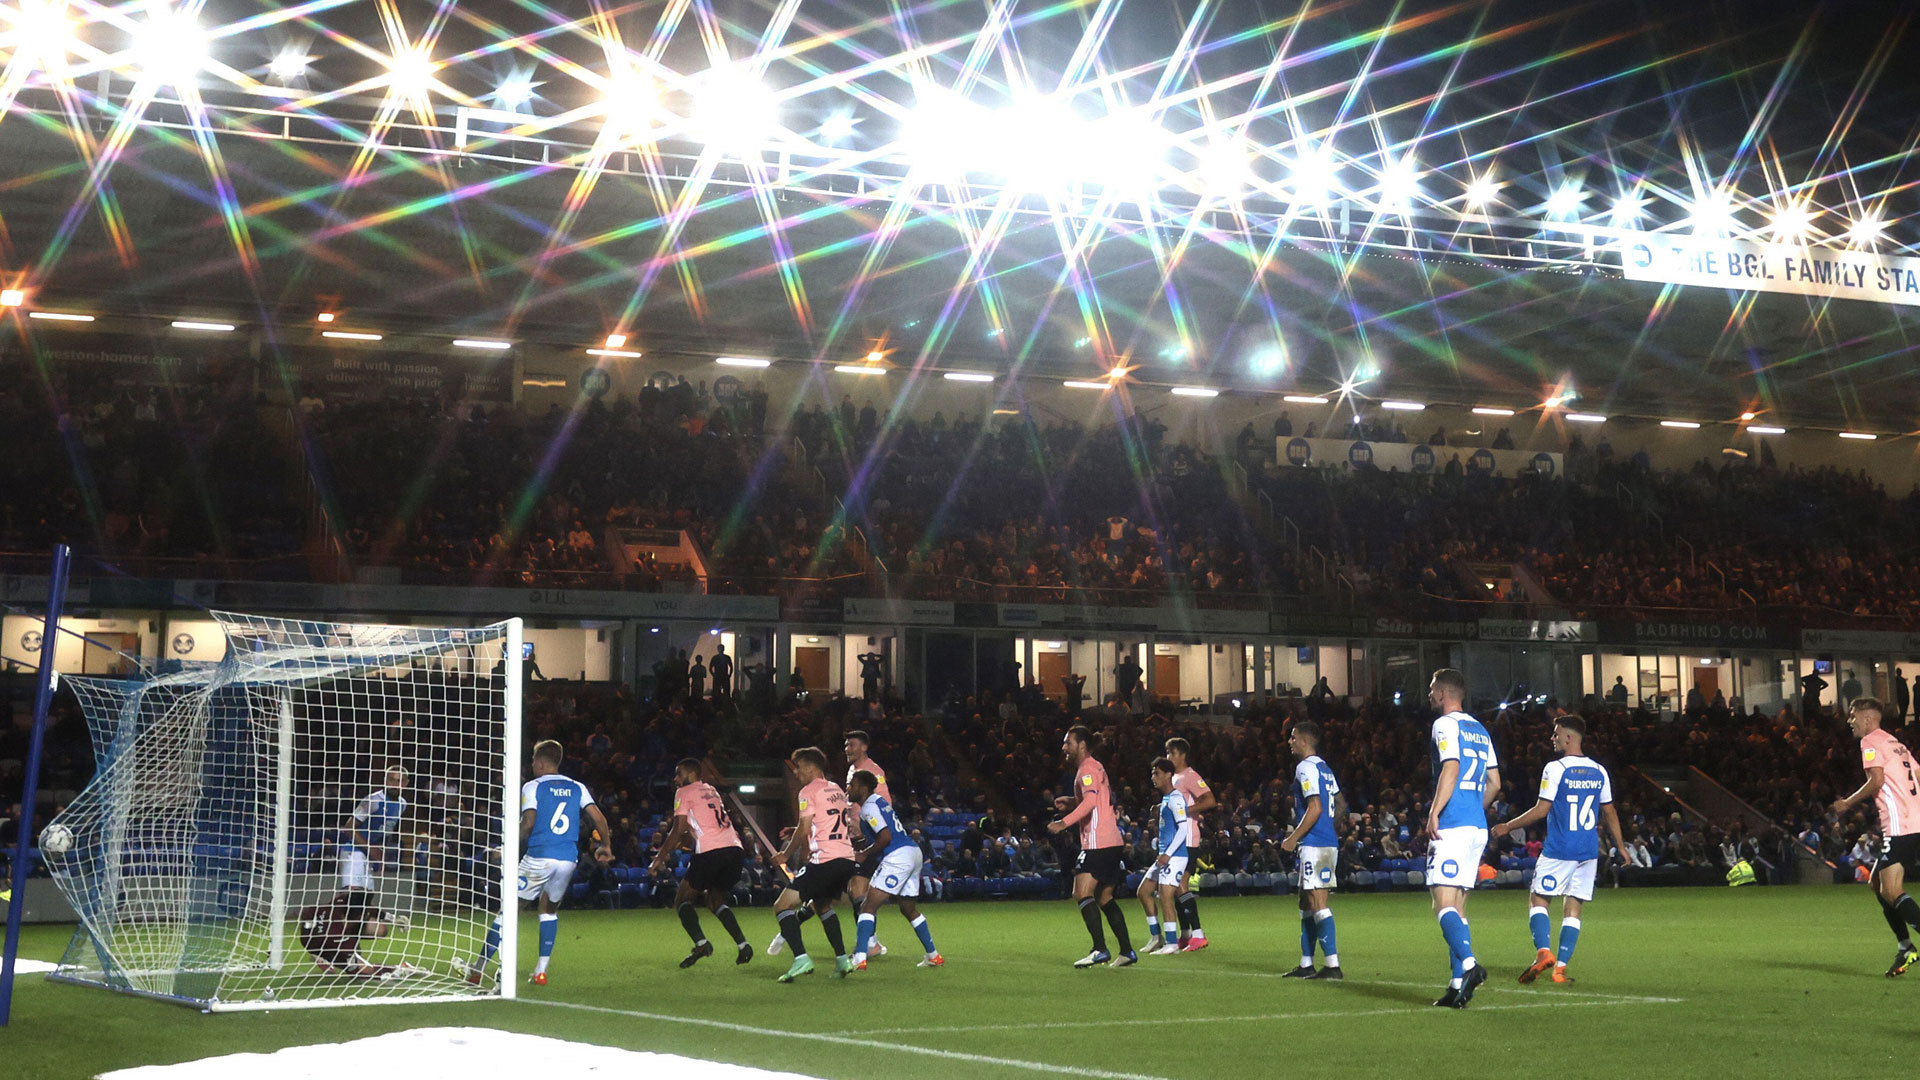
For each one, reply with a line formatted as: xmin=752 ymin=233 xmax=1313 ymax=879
xmin=1301 ymin=955 xmax=1314 ymax=967
xmin=1450 ymin=976 xmax=1463 ymax=989
xmin=1325 ymin=953 xmax=1339 ymax=966
xmin=534 ymin=956 xmax=550 ymax=975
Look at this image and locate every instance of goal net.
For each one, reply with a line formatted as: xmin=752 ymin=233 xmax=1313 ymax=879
xmin=40 ymin=611 xmax=523 ymax=1011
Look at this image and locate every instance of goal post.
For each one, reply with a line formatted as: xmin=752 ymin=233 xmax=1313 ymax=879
xmin=40 ymin=612 xmax=525 ymax=1012
xmin=498 ymin=617 xmax=522 ymax=1002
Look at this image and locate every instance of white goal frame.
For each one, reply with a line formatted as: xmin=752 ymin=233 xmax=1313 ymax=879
xmin=42 ymin=613 xmax=525 ymax=1012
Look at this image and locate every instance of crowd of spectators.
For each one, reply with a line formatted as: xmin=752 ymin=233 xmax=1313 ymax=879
xmin=16 ymin=374 xmax=1920 ymax=628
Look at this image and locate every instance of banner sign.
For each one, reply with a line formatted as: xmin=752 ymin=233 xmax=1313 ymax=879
xmin=1277 ymin=437 xmax=1560 ymax=478
xmin=285 ymin=345 xmax=513 ymax=402
xmin=1477 ymin=619 xmax=1596 ymax=642
xmin=1801 ymin=628 xmax=1920 ymax=654
xmin=843 ymin=598 xmax=955 ymax=626
xmin=1603 ymin=620 xmax=1795 ymax=649
xmin=1617 ymin=232 xmax=1920 ymax=308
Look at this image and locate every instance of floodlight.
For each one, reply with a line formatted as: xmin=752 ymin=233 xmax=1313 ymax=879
xmin=0 ymin=289 xmax=22 ymax=307
xmin=818 ymin=108 xmax=857 ymax=146
xmin=385 ymin=49 xmax=437 ymax=96
xmin=1083 ymin=111 xmax=1168 ymax=194
xmin=1686 ymin=192 xmax=1735 ymax=236
xmin=1195 ymin=136 xmax=1255 ymax=195
xmin=268 ymin=50 xmax=310 ymax=81
xmin=133 ymin=6 xmax=209 ymax=87
xmin=693 ymin=66 xmax=779 ymax=154
xmin=494 ymin=75 xmax=539 ymax=110
xmin=1767 ymin=202 xmax=1814 ymax=243
xmin=1847 ymin=213 xmax=1886 ymax=249
xmin=1376 ymin=156 xmax=1420 ymax=213
xmin=12 ymin=0 xmax=76 ymax=61
xmin=1610 ymin=190 xmax=1646 ymax=226
xmin=602 ymin=69 xmax=658 ymax=138
xmin=1545 ymin=185 xmax=1584 ymax=219
xmin=1464 ymin=174 xmax=1500 ymax=209
xmin=904 ymin=89 xmax=993 ymax=178
xmin=1287 ymin=145 xmax=1338 ymax=208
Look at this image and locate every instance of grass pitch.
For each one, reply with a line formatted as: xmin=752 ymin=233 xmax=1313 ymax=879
xmin=6 ymin=886 xmax=1910 ymax=1079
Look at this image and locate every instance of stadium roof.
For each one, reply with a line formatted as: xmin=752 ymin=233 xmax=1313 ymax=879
xmin=2 ymin=0 xmax=1918 ymax=428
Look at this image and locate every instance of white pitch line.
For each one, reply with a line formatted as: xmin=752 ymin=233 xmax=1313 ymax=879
xmin=965 ymin=957 xmax=1682 ymax=1004
xmin=522 ymin=998 xmax=1176 ymax=1080
xmin=833 ymin=998 xmax=1664 ymax=1037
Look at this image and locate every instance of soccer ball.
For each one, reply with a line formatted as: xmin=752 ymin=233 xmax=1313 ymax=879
xmin=260 ymin=988 xmax=277 ymax=1003
xmin=39 ymin=824 xmax=73 ymax=856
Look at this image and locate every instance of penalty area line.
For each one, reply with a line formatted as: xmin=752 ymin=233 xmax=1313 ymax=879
xmin=966 ymin=958 xmax=1682 ymax=1004
xmin=831 ymin=997 xmax=1661 ymax=1038
xmin=521 ymin=998 xmax=1175 ymax=1080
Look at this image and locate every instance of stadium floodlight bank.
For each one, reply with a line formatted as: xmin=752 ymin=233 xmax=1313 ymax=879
xmin=39 ymin=612 xmax=523 ymax=1012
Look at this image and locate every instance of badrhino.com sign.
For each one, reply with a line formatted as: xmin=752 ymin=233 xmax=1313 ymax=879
xmin=1618 ymin=232 xmax=1920 ymax=308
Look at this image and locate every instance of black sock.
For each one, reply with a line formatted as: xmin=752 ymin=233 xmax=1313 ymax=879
xmin=819 ymin=910 xmax=846 ymax=957
xmin=715 ymin=905 xmax=746 ymax=946
xmin=777 ymin=908 xmax=808 ymax=957
xmin=676 ymin=902 xmax=705 ymax=945
xmin=1101 ymin=899 xmax=1133 ymax=956
xmin=1895 ymin=894 xmax=1920 ymax=934
xmin=1078 ymin=897 xmax=1108 ymax=952
xmin=1179 ymin=893 xmax=1202 ymax=933
xmin=792 ymin=907 xmax=814 ymax=926
xmin=1174 ymin=898 xmax=1191 ymax=938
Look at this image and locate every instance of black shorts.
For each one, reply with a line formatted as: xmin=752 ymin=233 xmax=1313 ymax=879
xmin=1074 ymin=847 xmax=1126 ymax=888
xmin=685 ymin=847 xmax=745 ymax=893
xmin=791 ymin=858 xmax=857 ymax=903
xmin=1873 ymin=833 xmax=1920 ymax=877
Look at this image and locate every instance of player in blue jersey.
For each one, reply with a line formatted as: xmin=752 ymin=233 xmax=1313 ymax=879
xmin=1491 ymin=715 xmax=1628 ymax=985
xmin=339 ymin=766 xmax=409 ymax=891
xmin=1138 ymin=758 xmax=1190 ymax=955
xmin=1279 ymin=721 xmax=1343 ymax=979
xmin=466 ymin=740 xmax=612 ymax=987
xmin=845 ymin=770 xmax=943 ymax=970
xmin=1425 ymin=668 xmax=1501 ymax=1008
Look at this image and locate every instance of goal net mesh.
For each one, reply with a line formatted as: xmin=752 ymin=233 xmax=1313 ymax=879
xmin=42 ymin=611 xmax=518 ymax=1010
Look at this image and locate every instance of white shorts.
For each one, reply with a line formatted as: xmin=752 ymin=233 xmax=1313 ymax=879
xmin=870 ymin=846 xmax=923 ymax=898
xmin=1530 ymin=856 xmax=1597 ymax=902
xmin=517 ymin=855 xmax=578 ymax=904
xmin=1150 ymin=855 xmax=1189 ymax=887
xmin=1426 ymin=826 xmax=1488 ymax=890
xmin=1299 ymin=846 xmax=1338 ymax=892
xmin=340 ymin=849 xmax=372 ymax=890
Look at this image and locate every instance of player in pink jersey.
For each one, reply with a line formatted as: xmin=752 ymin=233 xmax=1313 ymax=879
xmin=1164 ymin=737 xmax=1218 ymax=951
xmin=768 ymin=746 xmax=858 ymax=982
xmin=1833 ymin=699 xmax=1920 ymax=976
xmin=766 ymin=729 xmax=898 ymax=959
xmin=1047 ymin=725 xmax=1136 ymax=968
xmin=651 ymin=758 xmax=752 ymax=969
